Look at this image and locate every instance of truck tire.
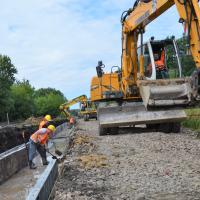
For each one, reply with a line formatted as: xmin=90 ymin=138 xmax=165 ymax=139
xmin=172 ymin=122 xmax=181 ymax=133
xmin=146 ymin=124 xmax=159 ymax=130
xmin=99 ymin=126 xmax=108 ymax=136
xmin=109 ymin=127 xmax=119 ymax=135
xmin=160 ymin=123 xmax=172 ymax=133
xmin=84 ymin=114 xmax=89 ymax=121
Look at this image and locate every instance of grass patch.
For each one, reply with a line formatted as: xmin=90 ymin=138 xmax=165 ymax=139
xmin=182 ymin=108 xmax=200 ymax=132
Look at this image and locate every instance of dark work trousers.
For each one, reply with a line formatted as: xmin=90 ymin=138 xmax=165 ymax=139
xmin=28 ymin=139 xmax=47 ymax=162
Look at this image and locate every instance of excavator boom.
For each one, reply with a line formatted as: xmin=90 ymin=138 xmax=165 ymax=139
xmin=59 ymin=95 xmax=87 ymax=118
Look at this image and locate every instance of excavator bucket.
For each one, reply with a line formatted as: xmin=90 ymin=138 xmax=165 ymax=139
xmin=98 ymin=79 xmax=191 ymax=135
xmin=137 ymin=78 xmax=192 ymax=108
xmin=98 ymin=102 xmax=186 ymax=128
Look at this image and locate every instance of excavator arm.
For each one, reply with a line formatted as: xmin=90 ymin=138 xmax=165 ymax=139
xmin=59 ymin=95 xmax=88 ymax=119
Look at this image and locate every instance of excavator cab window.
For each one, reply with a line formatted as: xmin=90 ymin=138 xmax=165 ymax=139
xmin=138 ymin=39 xmax=182 ymax=80
xmin=165 ymin=43 xmax=181 ymax=79
xmin=150 ymin=39 xmax=182 ymax=79
xmin=137 ymin=44 xmax=152 ymax=78
xmin=80 ymin=102 xmax=86 ymax=111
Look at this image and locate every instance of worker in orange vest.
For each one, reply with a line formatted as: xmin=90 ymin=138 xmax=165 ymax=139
xmin=69 ymin=117 xmax=75 ymax=128
xmin=39 ymin=114 xmax=52 ymax=129
xmin=147 ymin=50 xmax=169 ymax=79
xmin=28 ymin=125 xmax=56 ymax=169
xmin=153 ymin=50 xmax=169 ymax=79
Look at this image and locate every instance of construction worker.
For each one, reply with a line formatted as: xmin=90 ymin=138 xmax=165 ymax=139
xmin=28 ymin=125 xmax=56 ymax=169
xmin=154 ymin=50 xmax=169 ymax=79
xmin=39 ymin=114 xmax=52 ymax=129
xmin=69 ymin=117 xmax=75 ymax=128
xmin=147 ymin=50 xmax=169 ymax=79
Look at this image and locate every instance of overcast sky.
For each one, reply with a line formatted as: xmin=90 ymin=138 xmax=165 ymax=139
xmin=0 ymin=0 xmax=183 ymax=99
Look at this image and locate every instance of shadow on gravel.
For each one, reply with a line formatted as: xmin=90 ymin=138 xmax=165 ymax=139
xmin=107 ymin=127 xmax=160 ymax=136
xmin=108 ymin=126 xmax=182 ymax=136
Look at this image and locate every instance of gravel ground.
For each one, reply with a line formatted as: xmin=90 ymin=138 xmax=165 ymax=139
xmin=54 ymin=120 xmax=200 ymax=200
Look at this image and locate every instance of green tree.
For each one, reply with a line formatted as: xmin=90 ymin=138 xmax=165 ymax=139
xmin=34 ymin=88 xmax=64 ymax=98
xmin=34 ymin=92 xmax=65 ymax=117
xmin=176 ymin=36 xmax=196 ymax=76
xmin=0 ymin=55 xmax=17 ymax=121
xmin=10 ymin=80 xmax=35 ymax=120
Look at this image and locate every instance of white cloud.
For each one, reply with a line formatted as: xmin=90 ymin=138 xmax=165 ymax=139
xmin=0 ymin=0 xmax=184 ymax=99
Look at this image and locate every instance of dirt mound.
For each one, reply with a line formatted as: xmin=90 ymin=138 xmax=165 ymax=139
xmin=24 ymin=116 xmax=42 ymax=125
xmin=73 ymin=135 xmax=91 ymax=145
xmin=78 ymin=154 xmax=107 ymax=169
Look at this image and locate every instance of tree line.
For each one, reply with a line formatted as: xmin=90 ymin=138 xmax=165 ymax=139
xmin=0 ymin=55 xmax=66 ymax=122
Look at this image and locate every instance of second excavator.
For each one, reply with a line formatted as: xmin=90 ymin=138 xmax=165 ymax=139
xmin=90 ymin=0 xmax=200 ymax=135
xmin=59 ymin=95 xmax=97 ymax=121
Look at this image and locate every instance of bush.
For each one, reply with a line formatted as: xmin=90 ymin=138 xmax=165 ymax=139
xmin=182 ymin=108 xmax=200 ymax=132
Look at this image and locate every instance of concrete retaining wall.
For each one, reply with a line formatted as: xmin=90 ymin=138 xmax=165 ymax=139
xmin=0 ymin=144 xmax=28 ymax=184
xmin=54 ymin=123 xmax=67 ymax=135
xmin=26 ymin=158 xmax=58 ymax=200
xmin=0 ymin=123 xmax=67 ymax=185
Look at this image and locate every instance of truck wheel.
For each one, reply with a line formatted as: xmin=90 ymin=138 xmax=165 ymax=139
xmin=99 ymin=126 xmax=108 ymax=136
xmin=172 ymin=122 xmax=181 ymax=133
xmin=84 ymin=114 xmax=89 ymax=121
xmin=146 ymin=124 xmax=159 ymax=129
xmin=161 ymin=123 xmax=172 ymax=133
xmin=109 ymin=127 xmax=119 ymax=135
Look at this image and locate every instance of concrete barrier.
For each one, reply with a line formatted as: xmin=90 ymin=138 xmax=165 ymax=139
xmin=0 ymin=122 xmax=67 ymax=185
xmin=26 ymin=158 xmax=58 ymax=200
xmin=54 ymin=123 xmax=67 ymax=135
xmin=0 ymin=144 xmax=28 ymax=184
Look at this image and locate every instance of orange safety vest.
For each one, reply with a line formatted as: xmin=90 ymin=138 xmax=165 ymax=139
xmin=155 ymin=50 xmax=165 ymax=70
xmin=70 ymin=118 xmax=74 ymax=124
xmin=39 ymin=119 xmax=48 ymax=129
xmin=30 ymin=128 xmax=50 ymax=145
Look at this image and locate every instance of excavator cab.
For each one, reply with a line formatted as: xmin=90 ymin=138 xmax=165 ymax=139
xmin=138 ymin=38 xmax=182 ymax=80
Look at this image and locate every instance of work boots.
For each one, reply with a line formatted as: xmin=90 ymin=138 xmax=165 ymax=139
xmin=42 ymin=157 xmax=49 ymax=165
xmin=29 ymin=161 xmax=37 ymax=169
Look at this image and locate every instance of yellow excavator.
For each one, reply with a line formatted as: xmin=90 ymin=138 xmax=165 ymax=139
xmin=59 ymin=95 xmax=97 ymax=121
xmin=90 ymin=0 xmax=200 ymax=135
